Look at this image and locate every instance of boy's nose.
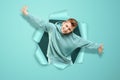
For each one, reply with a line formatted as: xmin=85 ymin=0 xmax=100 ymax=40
xmin=64 ymin=27 xmax=68 ymax=31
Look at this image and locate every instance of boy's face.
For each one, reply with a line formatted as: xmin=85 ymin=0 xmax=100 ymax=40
xmin=61 ymin=21 xmax=75 ymax=34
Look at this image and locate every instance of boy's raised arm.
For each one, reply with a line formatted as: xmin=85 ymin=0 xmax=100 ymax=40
xmin=21 ymin=6 xmax=54 ymax=32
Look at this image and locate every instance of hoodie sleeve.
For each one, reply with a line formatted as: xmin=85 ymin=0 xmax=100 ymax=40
xmin=75 ymin=35 xmax=100 ymax=50
xmin=23 ymin=14 xmax=55 ymax=32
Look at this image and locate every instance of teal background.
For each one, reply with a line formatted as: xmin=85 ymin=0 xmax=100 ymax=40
xmin=0 ymin=0 xmax=120 ymax=80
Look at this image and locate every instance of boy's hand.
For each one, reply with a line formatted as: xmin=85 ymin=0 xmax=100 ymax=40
xmin=21 ymin=6 xmax=28 ymax=15
xmin=98 ymin=44 xmax=104 ymax=54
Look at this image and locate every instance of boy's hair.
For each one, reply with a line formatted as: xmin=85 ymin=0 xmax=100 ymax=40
xmin=66 ymin=18 xmax=78 ymax=27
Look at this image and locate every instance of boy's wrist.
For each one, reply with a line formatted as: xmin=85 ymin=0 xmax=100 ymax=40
xmin=24 ymin=11 xmax=28 ymax=15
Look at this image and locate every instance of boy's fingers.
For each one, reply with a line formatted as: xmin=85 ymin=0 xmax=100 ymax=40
xmin=21 ymin=6 xmax=28 ymax=13
xmin=24 ymin=6 xmax=28 ymax=10
xmin=22 ymin=6 xmax=28 ymax=10
xmin=100 ymin=43 xmax=104 ymax=49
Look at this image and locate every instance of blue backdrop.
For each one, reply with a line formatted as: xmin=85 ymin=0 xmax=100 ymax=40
xmin=0 ymin=0 xmax=120 ymax=80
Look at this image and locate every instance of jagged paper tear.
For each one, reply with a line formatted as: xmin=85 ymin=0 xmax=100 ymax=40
xmin=31 ymin=10 xmax=88 ymax=69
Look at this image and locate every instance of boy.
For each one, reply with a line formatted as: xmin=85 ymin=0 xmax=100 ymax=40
xmin=21 ymin=6 xmax=103 ymax=66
